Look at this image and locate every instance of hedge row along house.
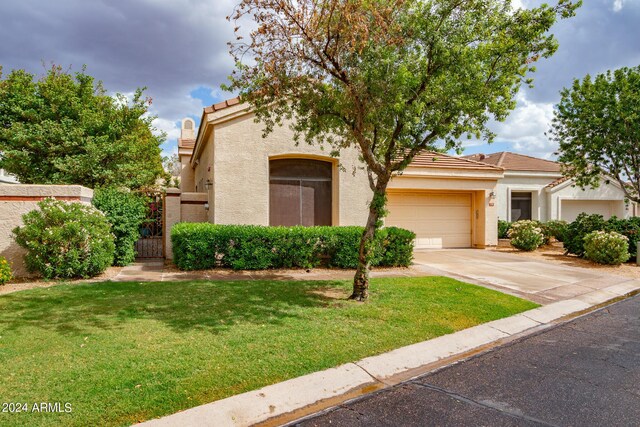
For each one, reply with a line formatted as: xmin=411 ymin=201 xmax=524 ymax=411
xmin=171 ymin=97 xmax=635 ymax=256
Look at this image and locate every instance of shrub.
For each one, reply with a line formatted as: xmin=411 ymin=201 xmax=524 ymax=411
xmin=541 ymin=220 xmax=568 ymax=243
xmin=508 ymin=220 xmax=544 ymax=251
xmin=171 ymin=223 xmax=415 ymax=271
xmin=498 ymin=220 xmax=511 ymax=239
xmin=605 ymin=216 xmax=640 ymax=258
xmin=583 ymin=230 xmax=630 ymax=265
xmin=13 ymin=199 xmax=115 ymax=279
xmin=92 ymin=187 xmax=148 ymax=266
xmin=0 ymin=256 xmax=11 ymax=285
xmin=564 ymin=213 xmax=607 ymax=257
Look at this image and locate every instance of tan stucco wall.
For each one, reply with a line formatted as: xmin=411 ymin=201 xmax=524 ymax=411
xmin=203 ymin=113 xmax=371 ymax=226
xmin=549 ymin=180 xmax=628 ymax=220
xmin=495 ymin=173 xmax=561 ymax=222
xmin=163 ymin=190 xmax=209 ymax=260
xmin=181 ymin=193 xmax=208 ymax=223
xmin=0 ymin=185 xmax=93 ymax=278
xmin=497 ymin=173 xmax=630 ymax=222
xmin=179 ymin=154 xmax=195 ymax=192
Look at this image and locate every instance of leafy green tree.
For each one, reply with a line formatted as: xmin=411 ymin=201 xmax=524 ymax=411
xmin=550 ymin=66 xmax=640 ymax=203
xmin=226 ymin=0 xmax=580 ymax=300
xmin=0 ymin=64 xmax=165 ymax=189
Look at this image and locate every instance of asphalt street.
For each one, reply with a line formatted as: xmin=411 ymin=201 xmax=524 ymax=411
xmin=294 ymin=294 xmax=640 ymax=427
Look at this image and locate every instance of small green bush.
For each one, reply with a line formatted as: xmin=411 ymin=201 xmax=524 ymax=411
xmin=583 ymin=230 xmax=630 ymax=265
xmin=0 ymin=256 xmax=11 ymax=285
xmin=13 ymin=198 xmax=115 ymax=279
xmin=498 ymin=220 xmax=511 ymax=239
xmin=93 ymin=187 xmax=148 ymax=266
xmin=541 ymin=220 xmax=568 ymax=243
xmin=564 ymin=213 xmax=607 ymax=257
xmin=171 ymin=223 xmax=415 ymax=271
xmin=508 ymin=220 xmax=544 ymax=251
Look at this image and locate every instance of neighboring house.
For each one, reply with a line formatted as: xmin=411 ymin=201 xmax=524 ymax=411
xmin=463 ymin=152 xmax=636 ymax=222
xmin=0 ymin=169 xmax=18 ymax=184
xmin=178 ymin=98 xmax=504 ymax=249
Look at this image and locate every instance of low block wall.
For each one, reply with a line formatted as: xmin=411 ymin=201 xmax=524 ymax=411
xmin=0 ymin=184 xmax=93 ymax=278
xmin=164 ymin=189 xmax=208 ymax=260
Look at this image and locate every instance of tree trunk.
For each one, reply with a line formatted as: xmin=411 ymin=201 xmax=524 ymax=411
xmin=349 ymin=176 xmax=391 ymax=301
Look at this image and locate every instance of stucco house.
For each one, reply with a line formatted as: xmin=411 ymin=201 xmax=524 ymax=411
xmin=174 ymin=98 xmax=634 ymax=253
xmin=177 ymin=98 xmax=503 ymax=250
xmin=463 ymin=152 xmax=636 ymax=222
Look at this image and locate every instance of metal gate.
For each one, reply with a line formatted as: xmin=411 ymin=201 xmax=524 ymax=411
xmin=135 ymin=192 xmax=164 ymax=259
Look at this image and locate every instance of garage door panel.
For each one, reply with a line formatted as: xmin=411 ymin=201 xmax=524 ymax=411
xmin=386 ymin=192 xmax=472 ymax=249
xmin=561 ymin=200 xmax=616 ymax=222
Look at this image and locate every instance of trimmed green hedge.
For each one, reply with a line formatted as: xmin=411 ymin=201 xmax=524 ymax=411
xmin=171 ymin=223 xmax=415 ymax=271
xmin=92 ymin=187 xmax=148 ymax=266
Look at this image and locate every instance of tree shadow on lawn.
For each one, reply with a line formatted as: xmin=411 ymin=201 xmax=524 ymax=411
xmin=0 ymin=280 xmax=348 ymax=336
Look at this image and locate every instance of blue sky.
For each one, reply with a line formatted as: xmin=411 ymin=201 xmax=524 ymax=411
xmin=0 ymin=0 xmax=638 ymax=160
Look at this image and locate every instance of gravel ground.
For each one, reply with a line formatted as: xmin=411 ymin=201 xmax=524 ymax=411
xmin=491 ymin=242 xmax=640 ymax=279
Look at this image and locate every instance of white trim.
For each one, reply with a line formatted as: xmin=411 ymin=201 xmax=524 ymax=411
xmin=504 ymin=171 xmax=562 ymax=179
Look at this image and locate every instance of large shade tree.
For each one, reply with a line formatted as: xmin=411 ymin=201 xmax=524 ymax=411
xmin=0 ymin=65 xmax=165 ymax=189
xmin=550 ymin=66 xmax=640 ymax=203
xmin=226 ymin=0 xmax=580 ymax=300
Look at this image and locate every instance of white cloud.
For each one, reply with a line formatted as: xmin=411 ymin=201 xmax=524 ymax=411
xmin=511 ymin=0 xmax=528 ymax=11
xmin=493 ymin=92 xmax=557 ymax=157
xmin=461 ymin=92 xmax=557 ymax=159
xmin=152 ymin=117 xmax=181 ymax=142
xmin=613 ymin=0 xmax=625 ymax=12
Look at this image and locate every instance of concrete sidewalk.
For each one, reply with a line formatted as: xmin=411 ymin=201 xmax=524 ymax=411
xmin=135 ymin=279 xmax=640 ymax=427
xmin=111 ymin=260 xmax=164 ymax=282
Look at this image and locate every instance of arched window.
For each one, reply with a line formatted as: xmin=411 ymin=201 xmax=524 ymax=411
xmin=183 ymin=119 xmax=193 ymax=130
xmin=269 ymin=158 xmax=332 ymax=226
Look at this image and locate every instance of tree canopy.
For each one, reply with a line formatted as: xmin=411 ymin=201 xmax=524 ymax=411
xmin=0 ymin=65 xmax=165 ymax=189
xmin=226 ymin=0 xmax=580 ymax=300
xmin=550 ymin=66 xmax=640 ymax=203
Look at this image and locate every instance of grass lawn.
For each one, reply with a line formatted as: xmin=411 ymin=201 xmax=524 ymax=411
xmin=0 ymin=277 xmax=538 ymax=426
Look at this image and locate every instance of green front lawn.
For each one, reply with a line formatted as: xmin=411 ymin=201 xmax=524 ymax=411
xmin=0 ymin=277 xmax=538 ymax=426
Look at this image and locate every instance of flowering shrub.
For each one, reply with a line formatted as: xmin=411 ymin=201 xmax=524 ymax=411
xmin=508 ymin=220 xmax=545 ymax=251
xmin=13 ymin=198 xmax=115 ymax=279
xmin=0 ymin=256 xmax=11 ymax=285
xmin=583 ymin=231 xmax=630 ymax=265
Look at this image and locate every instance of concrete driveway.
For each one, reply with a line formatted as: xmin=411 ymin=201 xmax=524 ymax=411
xmin=412 ymin=249 xmax=638 ymax=304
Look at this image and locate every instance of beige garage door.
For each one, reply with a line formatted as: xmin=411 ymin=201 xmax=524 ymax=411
xmin=386 ymin=192 xmax=472 ymax=249
xmin=561 ymin=200 xmax=616 ymax=222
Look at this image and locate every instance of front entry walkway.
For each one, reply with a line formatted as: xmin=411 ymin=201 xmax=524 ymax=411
xmin=412 ymin=249 xmax=639 ymax=304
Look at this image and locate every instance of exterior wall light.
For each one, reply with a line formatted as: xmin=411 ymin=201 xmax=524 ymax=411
xmin=204 ymin=179 xmax=213 ymax=190
xmin=204 ymin=203 xmax=209 ymax=210
xmin=489 ymin=191 xmax=496 ymax=199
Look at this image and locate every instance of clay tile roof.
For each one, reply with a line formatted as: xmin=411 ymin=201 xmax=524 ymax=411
xmin=462 ymin=151 xmax=561 ymax=172
xmin=204 ymin=97 xmax=241 ymax=114
xmin=545 ymin=176 xmax=571 ymax=189
xmin=409 ymin=151 xmax=503 ymax=171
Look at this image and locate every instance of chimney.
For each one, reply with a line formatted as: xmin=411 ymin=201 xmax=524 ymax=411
xmin=181 ymin=118 xmax=195 ymax=140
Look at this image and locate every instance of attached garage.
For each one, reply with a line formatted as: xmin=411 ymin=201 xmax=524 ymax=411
xmin=560 ymin=200 xmax=621 ymax=222
xmin=386 ymin=192 xmax=473 ymax=249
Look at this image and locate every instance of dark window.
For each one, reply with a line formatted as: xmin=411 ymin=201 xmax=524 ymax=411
xmin=511 ymin=192 xmax=532 ymax=221
xmin=269 ymin=159 xmax=332 ymax=226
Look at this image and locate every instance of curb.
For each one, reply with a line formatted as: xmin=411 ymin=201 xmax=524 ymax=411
xmin=135 ymin=282 xmax=640 ymax=427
